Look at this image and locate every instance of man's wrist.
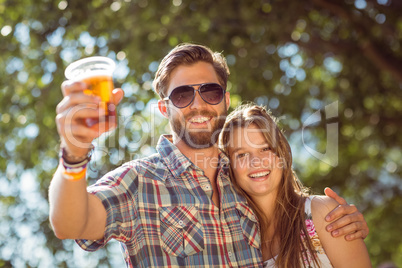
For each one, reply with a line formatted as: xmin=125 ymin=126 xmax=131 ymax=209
xmin=59 ymin=145 xmax=93 ymax=165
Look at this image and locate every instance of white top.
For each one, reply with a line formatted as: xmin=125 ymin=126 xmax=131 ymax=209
xmin=263 ymin=196 xmax=333 ymax=267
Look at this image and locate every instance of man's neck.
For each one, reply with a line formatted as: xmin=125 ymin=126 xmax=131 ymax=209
xmin=174 ymin=139 xmax=221 ymax=173
xmin=172 ymin=137 xmax=222 ymax=208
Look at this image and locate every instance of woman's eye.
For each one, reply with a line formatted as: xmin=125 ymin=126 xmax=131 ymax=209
xmin=236 ymin=153 xmax=248 ymax=159
xmin=262 ymin=147 xmax=271 ymax=152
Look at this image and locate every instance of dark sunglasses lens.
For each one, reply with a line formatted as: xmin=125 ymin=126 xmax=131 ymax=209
xmin=170 ymin=86 xmax=194 ymax=108
xmin=200 ymin=84 xmax=224 ymax=104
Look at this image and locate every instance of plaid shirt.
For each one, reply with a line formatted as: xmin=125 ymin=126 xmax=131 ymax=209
xmin=76 ymin=135 xmax=262 ymax=267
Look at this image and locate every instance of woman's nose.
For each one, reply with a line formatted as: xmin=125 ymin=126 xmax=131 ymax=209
xmin=251 ymin=155 xmax=272 ymax=169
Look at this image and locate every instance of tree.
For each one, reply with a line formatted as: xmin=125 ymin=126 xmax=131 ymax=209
xmin=0 ymin=0 xmax=400 ymax=266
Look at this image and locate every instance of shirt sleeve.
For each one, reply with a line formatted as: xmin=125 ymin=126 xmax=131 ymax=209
xmin=75 ymin=164 xmax=139 ymax=252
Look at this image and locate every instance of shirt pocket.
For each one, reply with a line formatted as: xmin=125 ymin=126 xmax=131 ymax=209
xmin=159 ymin=206 xmax=204 ymax=258
xmin=236 ymin=203 xmax=261 ymax=249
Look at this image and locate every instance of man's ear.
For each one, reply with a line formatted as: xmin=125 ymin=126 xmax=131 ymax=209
xmin=158 ymin=100 xmax=169 ymax=118
xmin=225 ymin=91 xmax=231 ymax=111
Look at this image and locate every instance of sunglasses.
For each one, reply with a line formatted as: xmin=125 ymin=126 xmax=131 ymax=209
xmin=163 ymin=83 xmax=226 ymax=108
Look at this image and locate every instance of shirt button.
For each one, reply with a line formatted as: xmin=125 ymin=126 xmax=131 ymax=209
xmin=203 ymin=185 xmax=211 ymax=190
xmin=178 ymin=220 xmax=184 ymax=226
xmin=228 ymin=251 xmax=232 ymax=257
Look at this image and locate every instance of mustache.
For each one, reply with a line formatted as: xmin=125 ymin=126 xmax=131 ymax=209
xmin=185 ymin=110 xmax=217 ymax=119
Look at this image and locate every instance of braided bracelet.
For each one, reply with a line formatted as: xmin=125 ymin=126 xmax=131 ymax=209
xmin=59 ymin=146 xmax=93 ymax=181
xmin=62 ymin=166 xmax=87 ymax=181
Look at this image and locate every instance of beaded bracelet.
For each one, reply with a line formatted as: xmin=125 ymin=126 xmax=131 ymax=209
xmin=59 ymin=145 xmax=93 ymax=165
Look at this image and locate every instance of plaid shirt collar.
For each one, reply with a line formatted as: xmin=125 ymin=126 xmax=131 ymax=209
xmin=156 ymin=135 xmax=230 ymax=179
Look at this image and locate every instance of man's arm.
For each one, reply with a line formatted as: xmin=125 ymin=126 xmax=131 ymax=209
xmin=324 ymin=187 xmax=369 ymax=241
xmin=49 ymin=165 xmax=107 ymax=240
xmin=49 ymin=81 xmax=124 ymax=240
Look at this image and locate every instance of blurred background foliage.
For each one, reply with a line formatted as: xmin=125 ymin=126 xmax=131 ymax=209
xmin=0 ymin=0 xmax=401 ymax=267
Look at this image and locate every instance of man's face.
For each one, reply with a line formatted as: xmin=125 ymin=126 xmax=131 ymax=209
xmin=164 ymin=62 xmax=230 ymax=149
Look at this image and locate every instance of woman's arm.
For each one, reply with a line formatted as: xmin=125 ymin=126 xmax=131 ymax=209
xmin=311 ymin=195 xmax=372 ymax=268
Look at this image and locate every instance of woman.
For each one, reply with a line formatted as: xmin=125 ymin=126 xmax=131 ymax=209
xmin=220 ymin=104 xmax=371 ymax=267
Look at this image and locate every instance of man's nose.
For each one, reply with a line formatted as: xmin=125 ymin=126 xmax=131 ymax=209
xmin=189 ymin=87 xmax=207 ymax=108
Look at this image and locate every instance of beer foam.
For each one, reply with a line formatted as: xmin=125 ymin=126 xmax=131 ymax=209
xmin=65 ymin=57 xmax=115 ymax=81
xmin=69 ymin=70 xmax=113 ymax=81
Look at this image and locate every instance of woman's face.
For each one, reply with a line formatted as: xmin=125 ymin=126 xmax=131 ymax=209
xmin=228 ymin=124 xmax=283 ymax=198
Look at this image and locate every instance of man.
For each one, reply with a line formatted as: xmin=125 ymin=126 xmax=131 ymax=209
xmin=49 ymin=44 xmax=368 ymax=267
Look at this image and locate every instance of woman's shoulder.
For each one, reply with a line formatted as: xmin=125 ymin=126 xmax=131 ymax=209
xmin=309 ymin=195 xmax=339 ymax=228
xmin=310 ymin=195 xmax=339 ymax=215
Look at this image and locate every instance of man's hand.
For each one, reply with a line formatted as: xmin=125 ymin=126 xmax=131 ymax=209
xmin=324 ymin=187 xmax=369 ymax=241
xmin=55 ymin=81 xmax=124 ymax=159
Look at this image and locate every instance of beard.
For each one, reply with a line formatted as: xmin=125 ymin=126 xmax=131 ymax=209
xmin=169 ymin=106 xmax=227 ymax=149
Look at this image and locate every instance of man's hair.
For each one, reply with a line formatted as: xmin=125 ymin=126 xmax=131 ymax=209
xmin=152 ymin=43 xmax=230 ymax=98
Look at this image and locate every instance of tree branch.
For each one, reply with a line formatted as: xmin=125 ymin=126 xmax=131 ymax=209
xmin=311 ymin=0 xmax=402 ymax=84
xmin=360 ymin=40 xmax=402 ymax=84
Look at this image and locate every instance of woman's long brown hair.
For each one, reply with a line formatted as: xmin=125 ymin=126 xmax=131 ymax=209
xmin=220 ymin=104 xmax=319 ymax=267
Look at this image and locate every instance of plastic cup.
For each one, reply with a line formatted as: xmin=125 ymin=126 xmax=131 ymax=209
xmin=65 ymin=57 xmax=116 ymax=120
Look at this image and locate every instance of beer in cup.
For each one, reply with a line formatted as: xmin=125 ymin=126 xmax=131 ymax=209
xmin=65 ymin=56 xmax=116 ymax=125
